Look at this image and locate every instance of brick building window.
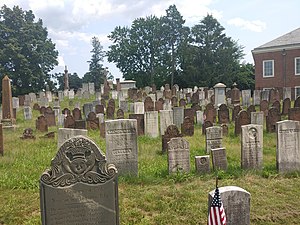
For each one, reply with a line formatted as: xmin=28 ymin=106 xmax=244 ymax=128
xmin=263 ymin=60 xmax=274 ymax=77
xmin=295 ymin=86 xmax=300 ymax=98
xmin=295 ymin=57 xmax=300 ymax=75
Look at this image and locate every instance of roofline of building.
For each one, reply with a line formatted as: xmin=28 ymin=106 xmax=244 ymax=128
xmin=252 ymin=43 xmax=300 ymax=54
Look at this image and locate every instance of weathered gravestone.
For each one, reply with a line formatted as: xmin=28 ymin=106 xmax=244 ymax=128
xmin=218 ymin=104 xmax=229 ymax=124
xmin=195 ymin=155 xmax=210 ymax=174
xmin=87 ymin=112 xmax=99 ymax=130
xmin=72 ymin=108 xmax=82 ymax=121
xmin=208 ymin=186 xmax=250 ymax=225
xmin=179 ymin=98 xmax=186 ymax=108
xmin=129 ymin=114 xmax=144 ymax=136
xmin=116 ymin=109 xmax=124 ymax=119
xmin=202 ymin=120 xmax=213 ymax=135
xmin=44 ymin=107 xmax=56 ymax=127
xmin=57 ymin=128 xmax=88 ymax=148
xmin=1 ymin=75 xmax=15 ymax=126
xmin=64 ymin=115 xmax=75 ymax=129
xmin=288 ymin=107 xmax=300 ymax=121
xmin=242 ymin=90 xmax=251 ymax=107
xmin=181 ymin=116 xmax=194 ymax=136
xmin=250 ymin=112 xmax=264 ymax=126
xmin=266 ymin=107 xmax=281 ymax=133
xmin=144 ymin=96 xmax=154 ymax=112
xmin=144 ymin=111 xmax=159 ymax=138
xmin=74 ymin=120 xmax=86 ymax=130
xmin=211 ymin=147 xmax=228 ymax=171
xmin=159 ymin=110 xmax=173 ymax=135
xmin=36 ymin=115 xmax=48 ymax=132
xmin=260 ymin=99 xmax=269 ymax=116
xmin=162 ymin=124 xmax=182 ymax=153
xmin=106 ymin=106 xmax=115 ymax=120
xmin=271 ymin=100 xmax=281 ymax=112
xmin=184 ymin=108 xmax=195 ymax=123
xmin=204 ymin=103 xmax=216 ymax=123
xmin=234 ymin=110 xmax=250 ymax=136
xmin=196 ymin=110 xmax=204 ymax=125
xmin=23 ymin=106 xmax=32 ymax=120
xmin=276 ymin=120 xmax=300 ymax=173
xmin=83 ymin=103 xmax=94 ymax=118
xmin=134 ymin=102 xmax=144 ymax=114
xmin=206 ymin=126 xmax=223 ymax=154
xmin=253 ymin=90 xmax=261 ymax=106
xmin=232 ymin=105 xmax=241 ymax=122
xmin=95 ymin=104 xmax=105 ymax=114
xmin=40 ymin=136 xmax=119 ymax=225
xmin=173 ymin=107 xmax=184 ymax=129
xmin=269 ymin=88 xmax=280 ymax=103
xmin=167 ymin=137 xmax=190 ymax=174
xmin=241 ymin=124 xmax=263 ymax=170
xmin=282 ymin=98 xmax=291 ymax=115
xmin=105 ymin=119 xmax=138 ymax=176
xmin=155 ymin=100 xmax=163 ymax=112
xmin=246 ymin=105 xmax=256 ymax=118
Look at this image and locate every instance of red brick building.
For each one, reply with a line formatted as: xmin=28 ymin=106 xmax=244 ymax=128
xmin=252 ymin=28 xmax=300 ymax=97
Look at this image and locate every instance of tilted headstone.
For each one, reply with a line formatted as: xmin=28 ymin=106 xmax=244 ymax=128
xmin=241 ymin=124 xmax=263 ymax=170
xmin=206 ymin=126 xmax=223 ymax=154
xmin=40 ymin=136 xmax=119 ymax=225
xmin=276 ymin=120 xmax=300 ymax=173
xmin=105 ymin=119 xmax=138 ymax=176
xmin=167 ymin=137 xmax=190 ymax=174
xmin=195 ymin=155 xmax=210 ymax=174
xmin=144 ymin=111 xmax=159 ymax=138
xmin=208 ymin=186 xmax=250 ymax=225
xmin=211 ymin=147 xmax=228 ymax=171
xmin=57 ymin=128 xmax=87 ymax=148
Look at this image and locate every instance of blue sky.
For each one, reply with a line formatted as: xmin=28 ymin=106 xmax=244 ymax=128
xmin=1 ymin=0 xmax=299 ymax=80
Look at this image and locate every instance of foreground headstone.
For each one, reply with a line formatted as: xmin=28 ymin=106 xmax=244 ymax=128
xmin=105 ymin=119 xmax=138 ymax=176
xmin=208 ymin=186 xmax=250 ymax=225
xmin=167 ymin=137 xmax=190 ymax=174
xmin=40 ymin=136 xmax=119 ymax=225
xmin=241 ymin=124 xmax=263 ymax=170
xmin=276 ymin=120 xmax=300 ymax=173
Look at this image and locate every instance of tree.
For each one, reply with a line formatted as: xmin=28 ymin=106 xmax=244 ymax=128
xmin=82 ymin=36 xmax=106 ymax=90
xmin=184 ymin=14 xmax=244 ymax=87
xmin=234 ymin=63 xmax=255 ymax=90
xmin=54 ymin=72 xmax=82 ymax=91
xmin=161 ymin=5 xmax=190 ymax=86
xmin=0 ymin=5 xmax=58 ymax=95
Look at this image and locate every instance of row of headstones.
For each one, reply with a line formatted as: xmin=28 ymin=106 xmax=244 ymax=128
xmin=40 ymin=134 xmax=251 ymax=225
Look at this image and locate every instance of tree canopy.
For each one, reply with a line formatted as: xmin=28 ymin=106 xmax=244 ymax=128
xmin=0 ymin=5 xmax=58 ymax=95
xmin=107 ymin=5 xmax=253 ymax=89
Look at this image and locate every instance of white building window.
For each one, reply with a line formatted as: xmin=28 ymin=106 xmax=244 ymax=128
xmin=263 ymin=60 xmax=274 ymax=77
xmin=295 ymin=86 xmax=300 ymax=99
xmin=295 ymin=57 xmax=300 ymax=75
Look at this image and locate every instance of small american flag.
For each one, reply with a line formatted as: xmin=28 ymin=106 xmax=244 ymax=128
xmin=207 ymin=186 xmax=226 ymax=225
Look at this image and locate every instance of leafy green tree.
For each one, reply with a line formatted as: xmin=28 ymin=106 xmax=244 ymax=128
xmin=82 ymin=36 xmax=106 ymax=90
xmin=185 ymin=14 xmax=244 ymax=87
xmin=162 ymin=5 xmax=190 ymax=86
xmin=234 ymin=63 xmax=255 ymax=90
xmin=0 ymin=5 xmax=58 ymax=95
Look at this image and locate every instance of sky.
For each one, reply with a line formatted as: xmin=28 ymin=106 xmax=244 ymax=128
xmin=0 ymin=0 xmax=299 ymax=81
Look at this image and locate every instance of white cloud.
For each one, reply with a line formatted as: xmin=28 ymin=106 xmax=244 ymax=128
xmin=227 ymin=17 xmax=266 ymax=32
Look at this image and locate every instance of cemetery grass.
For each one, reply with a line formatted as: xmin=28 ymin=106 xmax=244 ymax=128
xmin=1 ymin=108 xmax=300 ymax=224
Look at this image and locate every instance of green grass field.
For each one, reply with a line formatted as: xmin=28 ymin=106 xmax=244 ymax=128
xmin=0 ymin=98 xmax=300 ymax=225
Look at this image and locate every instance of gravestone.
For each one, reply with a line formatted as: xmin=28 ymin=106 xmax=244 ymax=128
xmin=214 ymin=83 xmax=226 ymax=107
xmin=283 ymin=87 xmax=291 ymax=100
xmin=282 ymin=98 xmax=291 ymax=115
xmin=74 ymin=120 xmax=86 ymax=130
xmin=266 ymin=107 xmax=280 ymax=133
xmin=235 ymin=110 xmax=250 ymax=136
xmin=20 ymin=128 xmax=35 ymax=140
xmin=204 ymin=103 xmax=216 ymax=123
xmin=171 ymin=96 xmax=178 ymax=107
xmin=162 ymin=124 xmax=182 ymax=153
xmin=23 ymin=106 xmax=32 ymax=120
xmin=242 ymin=90 xmax=251 ymax=107
xmin=231 ymin=84 xmax=240 ymax=105
xmin=134 ymin=102 xmax=144 ymax=114
xmin=44 ymin=107 xmax=56 ymax=127
xmin=105 ymin=119 xmax=138 ymax=176
xmin=163 ymin=99 xmax=172 ymax=110
xmin=160 ymin=110 xmax=173 ymax=135
xmin=179 ymin=98 xmax=186 ymax=108
xmin=206 ymin=126 xmax=223 ymax=154
xmin=40 ymin=136 xmax=119 ymax=225
xmin=87 ymin=112 xmax=99 ymax=130
xmin=250 ymin=112 xmax=264 ymax=126
xmin=232 ymin=105 xmax=241 ymax=122
xmin=36 ymin=115 xmax=48 ymax=132
xmin=129 ymin=114 xmax=144 ymax=136
xmin=144 ymin=111 xmax=159 ymax=138
xmin=57 ymin=128 xmax=88 ymax=148
xmin=253 ymin=90 xmax=261 ymax=106
xmin=241 ymin=124 xmax=263 ymax=170
xmin=218 ymin=104 xmax=229 ymax=124
xmin=208 ymin=186 xmax=250 ymax=225
xmin=184 ymin=108 xmax=195 ymax=123
xmin=202 ymin=120 xmax=213 ymax=135
xmin=116 ymin=109 xmax=124 ymax=119
xmin=288 ymin=107 xmax=300 ymax=121
xmin=95 ymin=104 xmax=105 ymax=114
xmin=144 ymin=96 xmax=154 ymax=112
xmin=72 ymin=108 xmax=82 ymax=120
xmin=276 ymin=120 xmax=300 ymax=173
xmin=12 ymin=97 xmax=19 ymax=110
xmin=271 ymin=100 xmax=281 ymax=112
xmin=119 ymin=100 xmax=128 ymax=112
xmin=195 ymin=155 xmax=210 ymax=174
xmin=106 ymin=106 xmax=115 ymax=120
xmin=269 ymin=88 xmax=280 ymax=103
xmin=261 ymin=90 xmax=269 ymax=101
xmin=83 ymin=103 xmax=94 ymax=118
xmin=246 ymin=105 xmax=256 ymax=118
xmin=155 ymin=100 xmax=163 ymax=112
xmin=221 ymin=123 xmax=228 ymax=136
xmin=64 ymin=115 xmax=75 ymax=129
xmin=211 ymin=147 xmax=228 ymax=171
xmin=196 ymin=111 xmax=204 ymax=125
xmin=260 ymin=100 xmax=269 ymax=116
xmin=1 ymin=75 xmax=15 ymax=126
xmin=181 ymin=116 xmax=194 ymax=136
xmin=40 ymin=106 xmax=47 ymax=115
xmin=173 ymin=107 xmax=184 ymax=129
xmin=167 ymin=137 xmax=190 ymax=174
